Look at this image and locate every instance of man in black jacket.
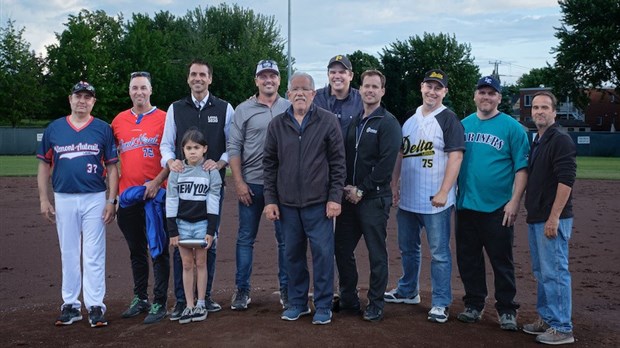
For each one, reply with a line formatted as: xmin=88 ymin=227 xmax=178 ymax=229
xmin=263 ymin=72 xmax=346 ymax=325
xmin=334 ymin=70 xmax=402 ymax=322
xmin=523 ymin=91 xmax=576 ymax=345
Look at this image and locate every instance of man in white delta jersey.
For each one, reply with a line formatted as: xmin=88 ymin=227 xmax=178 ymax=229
xmin=385 ymin=69 xmax=464 ymax=324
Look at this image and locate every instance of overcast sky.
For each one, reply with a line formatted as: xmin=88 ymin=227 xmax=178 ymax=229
xmin=1 ymin=0 xmax=561 ymax=87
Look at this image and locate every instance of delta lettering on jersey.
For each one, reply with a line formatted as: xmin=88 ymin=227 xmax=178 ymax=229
xmin=464 ymin=132 xmax=504 ymax=150
xmin=402 ymin=136 xmax=435 ymax=158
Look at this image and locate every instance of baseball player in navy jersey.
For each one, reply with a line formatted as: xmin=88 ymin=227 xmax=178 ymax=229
xmin=385 ymin=69 xmax=464 ymax=324
xmin=37 ymin=81 xmax=118 ymax=328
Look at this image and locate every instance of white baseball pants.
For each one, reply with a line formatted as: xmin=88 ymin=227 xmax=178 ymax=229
xmin=54 ymin=191 xmax=107 ymax=312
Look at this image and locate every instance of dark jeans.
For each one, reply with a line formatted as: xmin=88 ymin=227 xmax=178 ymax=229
xmin=455 ymin=208 xmax=520 ymax=315
xmin=173 ymin=186 xmax=224 ymax=303
xmin=280 ymin=203 xmax=334 ymax=310
xmin=117 ymin=203 xmax=170 ymax=306
xmin=335 ymin=196 xmax=390 ymax=309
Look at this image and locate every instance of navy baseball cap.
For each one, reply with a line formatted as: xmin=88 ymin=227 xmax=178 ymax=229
xmin=256 ymin=59 xmax=280 ymax=76
xmin=476 ymin=76 xmax=502 ymax=93
xmin=328 ymin=55 xmax=353 ymax=70
xmin=423 ymin=69 xmax=448 ymax=87
xmin=71 ymin=81 xmax=96 ymax=97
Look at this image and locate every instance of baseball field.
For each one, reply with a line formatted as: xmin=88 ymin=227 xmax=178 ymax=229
xmin=0 ymin=171 xmax=619 ymax=346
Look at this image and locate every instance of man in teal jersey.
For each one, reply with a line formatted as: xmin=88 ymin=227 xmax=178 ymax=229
xmin=455 ymin=76 xmax=529 ymax=331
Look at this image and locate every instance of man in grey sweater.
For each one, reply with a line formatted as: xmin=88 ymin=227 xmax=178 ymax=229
xmin=227 ymin=60 xmax=291 ymax=310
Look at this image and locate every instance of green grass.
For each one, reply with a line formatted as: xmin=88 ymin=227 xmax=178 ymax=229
xmin=576 ymin=156 xmax=620 ymax=180
xmin=1 ymin=155 xmax=619 ymax=180
xmin=0 ymin=155 xmax=39 ymax=176
xmin=0 ymin=155 xmax=233 ymax=177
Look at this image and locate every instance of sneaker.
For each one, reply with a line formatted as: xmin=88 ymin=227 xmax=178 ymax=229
xmin=205 ymin=297 xmax=222 ymax=312
xmin=457 ymin=307 xmax=483 ymax=323
xmin=192 ymin=305 xmax=208 ymax=322
xmin=55 ymin=304 xmax=82 ymax=326
xmin=143 ymin=303 xmax=166 ymax=324
xmin=523 ymin=317 xmax=550 ymax=335
xmin=383 ymin=288 xmax=421 ymax=304
xmin=428 ymin=306 xmax=449 ymax=323
xmin=499 ymin=312 xmax=518 ymax=331
xmin=178 ymin=307 xmax=194 ymax=325
xmin=312 ymin=308 xmax=332 ymax=325
xmin=535 ymin=328 xmax=575 ymax=345
xmin=363 ymin=304 xmax=384 ymax=322
xmin=169 ymin=301 xmax=186 ymax=321
xmin=281 ymin=305 xmax=311 ymax=321
xmin=88 ymin=306 xmax=108 ymax=328
xmin=279 ymin=289 xmax=289 ymax=309
xmin=121 ymin=296 xmax=150 ymax=318
xmin=231 ymin=289 xmax=251 ymax=310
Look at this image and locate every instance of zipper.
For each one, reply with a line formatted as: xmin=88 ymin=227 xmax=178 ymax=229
xmin=352 ymin=115 xmax=379 ymax=185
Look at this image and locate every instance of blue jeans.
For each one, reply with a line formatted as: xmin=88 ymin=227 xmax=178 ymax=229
xmin=173 ymin=187 xmax=224 ymax=302
xmin=528 ymin=219 xmax=573 ymax=333
xmin=280 ymin=203 xmax=334 ymax=310
xmin=235 ymin=183 xmax=287 ymax=292
xmin=395 ymin=207 xmax=453 ymax=307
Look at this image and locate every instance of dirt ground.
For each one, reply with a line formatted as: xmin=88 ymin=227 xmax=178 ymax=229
xmin=0 ymin=177 xmax=618 ymax=347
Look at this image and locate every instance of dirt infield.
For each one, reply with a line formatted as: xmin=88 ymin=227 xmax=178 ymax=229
xmin=0 ymin=177 xmax=618 ymax=347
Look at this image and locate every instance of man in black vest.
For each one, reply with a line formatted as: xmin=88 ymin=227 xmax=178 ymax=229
xmin=160 ymin=59 xmax=233 ymax=320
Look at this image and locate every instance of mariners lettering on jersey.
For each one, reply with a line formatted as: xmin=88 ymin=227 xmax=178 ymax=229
xmin=207 ymin=115 xmax=219 ymax=123
xmin=178 ymin=177 xmax=211 ymax=200
xmin=402 ymin=136 xmax=435 ymax=158
xmin=54 ymin=142 xmax=101 ymax=159
xmin=117 ymin=133 xmax=161 ymax=153
xmin=465 ymin=132 xmax=504 ymax=150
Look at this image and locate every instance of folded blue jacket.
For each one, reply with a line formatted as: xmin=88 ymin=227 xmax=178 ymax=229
xmin=119 ymin=186 xmax=167 ymax=259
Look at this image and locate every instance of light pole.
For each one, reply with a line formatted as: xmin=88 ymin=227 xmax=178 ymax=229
xmin=287 ymin=0 xmax=292 ymax=80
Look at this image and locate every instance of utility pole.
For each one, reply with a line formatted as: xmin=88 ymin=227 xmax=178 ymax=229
xmin=287 ymin=0 xmax=292 ymax=81
xmin=489 ymin=60 xmax=503 ymax=83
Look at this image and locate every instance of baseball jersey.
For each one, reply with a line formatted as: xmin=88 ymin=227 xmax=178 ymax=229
xmin=399 ymin=105 xmax=465 ymax=214
xmin=111 ymin=107 xmax=166 ymax=195
xmin=457 ymin=112 xmax=530 ymax=213
xmin=37 ymin=116 xmax=118 ymax=193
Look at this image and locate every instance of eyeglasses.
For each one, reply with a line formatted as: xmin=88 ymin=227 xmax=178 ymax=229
xmin=130 ymin=71 xmax=151 ymax=80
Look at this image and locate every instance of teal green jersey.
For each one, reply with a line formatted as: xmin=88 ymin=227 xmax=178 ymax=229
xmin=457 ymin=112 xmax=529 ymax=212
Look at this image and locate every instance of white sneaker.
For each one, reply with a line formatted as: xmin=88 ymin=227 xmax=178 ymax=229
xmin=428 ymin=306 xmax=449 ymax=323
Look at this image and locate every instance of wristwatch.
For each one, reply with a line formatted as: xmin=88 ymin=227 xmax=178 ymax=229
xmin=107 ymin=198 xmax=118 ymax=205
xmin=355 ymin=188 xmax=364 ymax=198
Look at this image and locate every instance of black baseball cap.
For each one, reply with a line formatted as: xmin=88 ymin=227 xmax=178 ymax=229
xmin=476 ymin=76 xmax=502 ymax=93
xmin=327 ymin=55 xmax=353 ymax=70
xmin=423 ymin=69 xmax=448 ymax=87
xmin=71 ymin=81 xmax=96 ymax=97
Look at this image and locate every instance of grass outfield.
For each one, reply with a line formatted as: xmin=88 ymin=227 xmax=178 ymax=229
xmin=0 ymin=155 xmax=619 ymax=180
xmin=0 ymin=155 xmax=233 ymax=177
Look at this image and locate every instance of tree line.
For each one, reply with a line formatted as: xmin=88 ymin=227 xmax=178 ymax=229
xmin=1 ymin=1 xmax=617 ymax=127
